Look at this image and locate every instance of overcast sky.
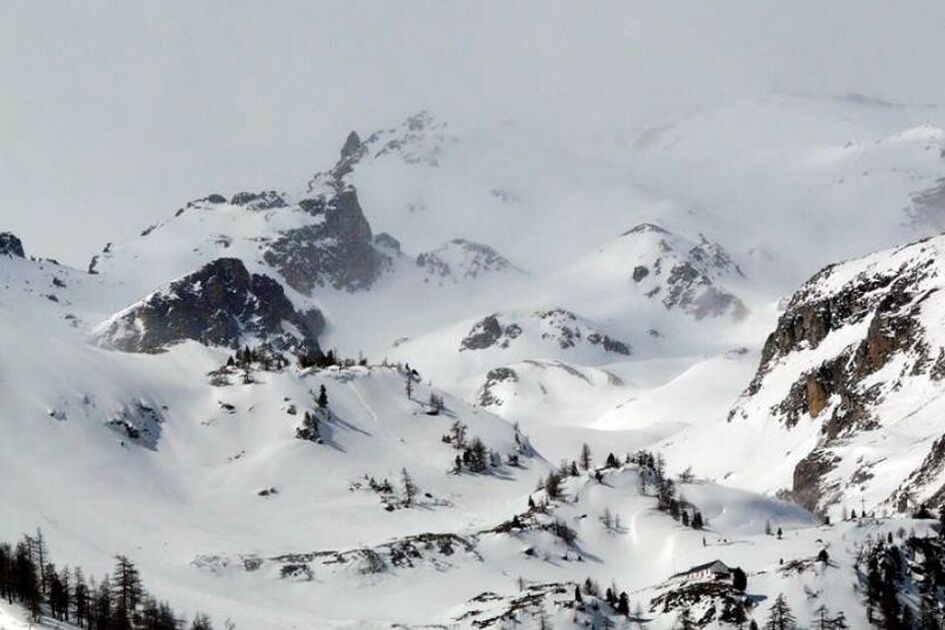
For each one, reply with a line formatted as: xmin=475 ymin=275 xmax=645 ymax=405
xmin=4 ymin=1 xmax=945 ymax=266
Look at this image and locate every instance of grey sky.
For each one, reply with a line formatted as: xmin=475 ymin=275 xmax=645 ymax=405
xmin=4 ymin=1 xmax=945 ymax=266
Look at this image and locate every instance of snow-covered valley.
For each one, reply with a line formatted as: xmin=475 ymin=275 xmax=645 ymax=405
xmin=7 ymin=4 xmax=945 ymax=625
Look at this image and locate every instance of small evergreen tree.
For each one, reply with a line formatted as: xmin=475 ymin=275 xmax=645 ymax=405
xmin=617 ymin=591 xmax=630 ymax=615
xmin=191 ymin=612 xmax=214 ymax=630
xmin=400 ymin=468 xmax=418 ymax=507
xmin=295 ymin=411 xmax=320 ymax=442
xmin=691 ymin=511 xmax=704 ymax=530
xmin=580 ymin=443 xmax=593 ymax=471
xmin=544 ymin=471 xmax=564 ymax=500
xmin=765 ymin=593 xmax=796 ymax=630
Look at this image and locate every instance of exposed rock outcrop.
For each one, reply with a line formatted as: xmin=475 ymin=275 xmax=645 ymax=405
xmin=230 ymin=190 xmax=287 ymax=210
xmin=262 ymin=188 xmax=387 ymax=293
xmin=459 ymin=308 xmax=631 ymax=356
xmin=731 ymin=235 xmax=945 ymax=513
xmin=608 ymin=223 xmax=748 ymax=320
xmin=94 ymin=258 xmax=323 ymax=359
xmin=0 ymin=232 xmax=24 ymax=258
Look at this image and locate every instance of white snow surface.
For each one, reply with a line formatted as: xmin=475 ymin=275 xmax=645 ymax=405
xmin=7 ymin=93 xmax=945 ymax=627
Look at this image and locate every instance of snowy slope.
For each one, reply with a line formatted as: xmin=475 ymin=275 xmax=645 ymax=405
xmin=653 ymin=234 xmax=945 ymax=521
xmin=8 ymin=89 xmax=945 ymax=628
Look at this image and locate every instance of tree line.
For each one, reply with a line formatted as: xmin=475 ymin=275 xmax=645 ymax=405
xmin=0 ymin=529 xmax=218 ymax=629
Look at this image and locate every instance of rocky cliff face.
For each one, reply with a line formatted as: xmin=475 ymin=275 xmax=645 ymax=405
xmin=731 ymin=235 xmax=945 ymax=514
xmin=0 ymin=232 xmax=24 ymax=258
xmin=257 ymin=129 xmax=391 ymax=294
xmin=94 ymin=258 xmax=323 ymax=358
xmin=460 ymin=308 xmax=631 ymax=356
xmin=262 ymin=188 xmax=387 ymax=294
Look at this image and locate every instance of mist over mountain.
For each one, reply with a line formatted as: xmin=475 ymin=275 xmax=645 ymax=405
xmin=4 ymin=3 xmax=945 ymax=629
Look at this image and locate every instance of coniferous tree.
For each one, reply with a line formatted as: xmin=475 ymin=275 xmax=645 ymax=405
xmin=48 ymin=565 xmax=69 ymax=621
xmin=617 ymin=591 xmax=630 ymax=615
xmin=13 ymin=540 xmax=40 ymax=619
xmin=579 ymin=443 xmax=592 ymax=471
xmin=73 ymin=567 xmax=90 ymax=628
xmin=463 ymin=437 xmax=489 ymax=473
xmin=296 ymin=411 xmax=320 ymax=442
xmin=31 ymin=529 xmax=49 ymax=597
xmin=94 ymin=575 xmax=113 ymax=630
xmin=657 ymin=478 xmax=676 ymax=512
xmin=812 ymin=604 xmax=831 ymax=630
xmin=400 ymin=468 xmax=418 ymax=507
xmin=544 ymin=471 xmax=564 ymax=500
xmin=0 ymin=543 xmax=11 ymax=605
xmin=112 ymin=555 xmax=142 ymax=630
xmin=765 ymin=593 xmax=796 ymax=630
xmin=691 ymin=511 xmax=704 ymax=530
xmin=654 ymin=453 xmax=666 ymax=482
xmin=879 ymin=546 xmax=902 ymax=627
xmin=427 ymin=392 xmax=441 ymax=414
xmin=316 ymin=384 xmax=328 ymax=408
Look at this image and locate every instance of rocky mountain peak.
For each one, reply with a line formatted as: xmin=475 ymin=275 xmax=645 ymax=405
xmin=416 ymin=238 xmax=519 ymax=284
xmin=459 ymin=308 xmax=631 ymax=356
xmin=616 ymin=225 xmax=747 ymax=320
xmin=262 ymin=188 xmax=387 ymax=294
xmin=621 ymin=222 xmax=670 ymax=237
xmin=0 ymin=232 xmax=24 ymax=258
xmin=93 ymin=257 xmax=323 ymax=359
xmin=309 ymin=113 xmax=450 ymax=192
xmin=340 ymin=131 xmax=362 ymax=160
xmin=230 ymin=190 xmax=288 ymax=211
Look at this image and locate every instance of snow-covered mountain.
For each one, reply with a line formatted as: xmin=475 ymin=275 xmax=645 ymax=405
xmin=7 ymin=100 xmax=945 ymax=629
xmin=559 ymin=223 xmax=747 ymax=322
xmin=92 ymin=257 xmax=325 ymax=358
xmin=722 ymin=235 xmax=945 ymax=515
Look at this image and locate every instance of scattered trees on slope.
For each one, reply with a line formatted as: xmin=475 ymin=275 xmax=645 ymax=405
xmin=0 ymin=529 xmax=215 ymax=629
